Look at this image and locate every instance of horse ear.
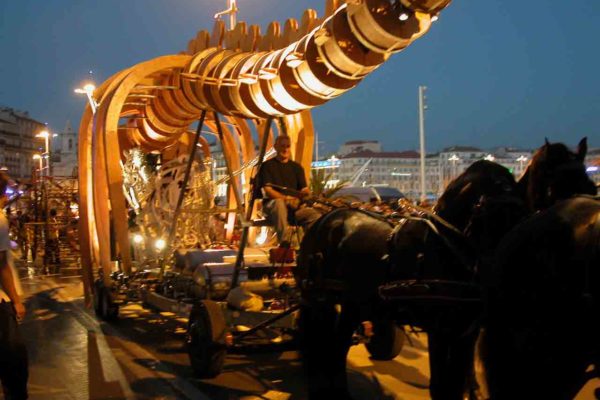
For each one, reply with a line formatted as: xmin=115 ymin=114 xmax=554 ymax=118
xmin=576 ymin=137 xmax=588 ymax=161
xmin=545 ymin=137 xmax=550 ymax=146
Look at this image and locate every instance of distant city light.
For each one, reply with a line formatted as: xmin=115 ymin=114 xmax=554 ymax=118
xmin=312 ymin=158 xmax=341 ymax=170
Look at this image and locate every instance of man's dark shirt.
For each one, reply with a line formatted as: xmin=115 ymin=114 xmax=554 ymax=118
xmin=258 ymin=158 xmax=307 ymax=198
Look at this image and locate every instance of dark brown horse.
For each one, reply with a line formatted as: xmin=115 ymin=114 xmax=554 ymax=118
xmin=479 ymin=139 xmax=598 ymax=399
xmin=297 ymin=160 xmax=526 ymax=399
xmin=480 ymin=196 xmax=599 ymax=399
xmin=518 ymin=137 xmax=596 ymax=212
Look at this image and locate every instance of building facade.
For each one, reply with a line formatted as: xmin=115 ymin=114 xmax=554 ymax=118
xmin=329 ymin=141 xmax=535 ymax=201
xmin=51 ymin=120 xmax=79 ymax=177
xmin=0 ymin=107 xmax=46 ymax=180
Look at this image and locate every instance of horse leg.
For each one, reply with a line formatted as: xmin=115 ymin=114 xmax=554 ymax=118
xmin=428 ymin=327 xmax=478 ymax=400
xmin=299 ymin=301 xmax=353 ymax=399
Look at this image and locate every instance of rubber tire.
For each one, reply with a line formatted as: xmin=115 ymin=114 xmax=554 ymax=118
xmin=365 ymin=319 xmax=405 ymax=360
xmin=187 ymin=300 xmax=228 ymax=378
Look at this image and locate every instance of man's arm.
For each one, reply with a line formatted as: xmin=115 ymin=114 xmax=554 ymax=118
xmin=296 ymin=164 xmax=310 ymax=198
xmin=263 ymin=185 xmax=288 ymax=200
xmin=0 ymin=251 xmax=25 ymax=320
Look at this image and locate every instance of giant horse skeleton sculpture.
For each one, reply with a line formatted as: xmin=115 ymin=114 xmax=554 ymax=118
xmin=78 ymin=0 xmax=453 ymax=301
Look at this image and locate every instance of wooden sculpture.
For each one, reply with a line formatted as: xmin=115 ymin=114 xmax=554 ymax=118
xmin=78 ymin=0 xmax=452 ymax=303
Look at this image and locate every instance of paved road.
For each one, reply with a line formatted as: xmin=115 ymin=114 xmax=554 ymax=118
xmin=11 ymin=273 xmax=600 ymax=399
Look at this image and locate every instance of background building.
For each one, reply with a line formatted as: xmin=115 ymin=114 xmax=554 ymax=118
xmin=329 ymin=140 xmax=536 ymax=201
xmin=0 ymin=107 xmax=45 ymax=180
xmin=51 ymin=120 xmax=79 ymax=177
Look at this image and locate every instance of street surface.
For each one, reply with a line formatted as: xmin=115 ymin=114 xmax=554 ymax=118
xmin=6 ymin=271 xmax=600 ymax=399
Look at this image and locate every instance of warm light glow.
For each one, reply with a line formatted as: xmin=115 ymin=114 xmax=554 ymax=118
xmin=255 ymin=227 xmax=268 ymax=246
xmin=154 ymin=238 xmax=166 ymax=250
xmin=484 ymin=154 xmax=496 ymax=162
xmin=133 ymin=234 xmax=144 ymax=244
xmin=36 ymin=130 xmax=49 ymax=139
xmin=258 ymin=68 xmax=278 ymax=80
xmin=285 ymin=52 xmax=304 ymax=68
xmin=32 ymin=154 xmax=42 ymax=160
xmin=238 ymin=73 xmax=258 ymax=84
xmin=399 ymin=13 xmax=409 ymax=21
xmin=74 ymin=83 xmax=96 ymax=94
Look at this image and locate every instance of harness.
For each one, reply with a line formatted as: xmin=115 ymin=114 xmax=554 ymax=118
xmin=379 ymin=204 xmax=482 ymax=308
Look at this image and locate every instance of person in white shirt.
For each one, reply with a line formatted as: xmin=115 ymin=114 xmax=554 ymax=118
xmin=0 ymin=172 xmax=28 ymax=399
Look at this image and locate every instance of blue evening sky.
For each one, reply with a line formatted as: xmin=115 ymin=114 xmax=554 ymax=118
xmin=1 ymin=0 xmax=599 ymax=154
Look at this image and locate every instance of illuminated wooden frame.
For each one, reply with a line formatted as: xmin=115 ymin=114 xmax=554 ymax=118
xmin=78 ymin=0 xmax=452 ymax=302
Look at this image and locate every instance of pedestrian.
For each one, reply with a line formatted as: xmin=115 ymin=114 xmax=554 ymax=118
xmin=16 ymin=211 xmax=30 ymax=261
xmin=257 ymin=135 xmax=322 ymax=245
xmin=45 ymin=208 xmax=61 ymax=268
xmin=0 ymin=171 xmax=29 ymax=399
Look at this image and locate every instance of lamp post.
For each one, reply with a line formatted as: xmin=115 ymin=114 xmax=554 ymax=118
xmin=74 ymin=83 xmax=97 ymax=114
xmin=449 ymin=154 xmax=460 ymax=179
xmin=418 ymin=85 xmax=427 ymax=202
xmin=35 ymin=130 xmax=53 ymax=273
xmin=516 ymin=155 xmax=528 ymax=173
xmin=214 ymin=0 xmax=238 ymax=30
xmin=32 ymin=154 xmax=43 ymax=173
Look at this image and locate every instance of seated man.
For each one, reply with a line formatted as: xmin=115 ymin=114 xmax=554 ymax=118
xmin=258 ymin=136 xmax=322 ymax=243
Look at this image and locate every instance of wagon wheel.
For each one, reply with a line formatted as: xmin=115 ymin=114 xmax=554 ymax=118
xmin=365 ymin=319 xmax=405 ymax=360
xmin=187 ymin=300 xmax=228 ymax=378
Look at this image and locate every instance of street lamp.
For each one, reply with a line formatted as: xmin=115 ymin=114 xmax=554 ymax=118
xmin=35 ymin=129 xmax=58 ymax=176
xmin=214 ymin=0 xmax=238 ymax=30
xmin=449 ymin=154 xmax=460 ymax=179
xmin=516 ymin=155 xmax=528 ymax=172
xmin=74 ymin=83 xmax=98 ymax=114
xmin=32 ymin=154 xmax=43 ymax=174
xmin=35 ymin=130 xmax=56 ymax=274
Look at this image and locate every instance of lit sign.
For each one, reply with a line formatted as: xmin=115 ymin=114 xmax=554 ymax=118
xmin=312 ymin=159 xmax=341 ymax=169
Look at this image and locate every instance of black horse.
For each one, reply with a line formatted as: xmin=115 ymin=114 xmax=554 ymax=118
xmin=518 ymin=137 xmax=596 ymax=213
xmin=480 ymin=196 xmax=599 ymax=399
xmin=479 ymin=139 xmax=598 ymax=399
xmin=297 ymin=160 xmax=527 ymax=399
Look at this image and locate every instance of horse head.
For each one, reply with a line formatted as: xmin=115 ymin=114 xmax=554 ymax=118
xmin=434 ymin=160 xmax=526 ymax=256
xmin=386 ymin=160 xmax=526 ymax=290
xmin=519 ymin=138 xmax=597 ymax=211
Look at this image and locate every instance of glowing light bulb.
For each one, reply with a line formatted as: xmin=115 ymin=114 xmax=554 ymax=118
xmin=155 ymin=238 xmax=166 ymax=250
